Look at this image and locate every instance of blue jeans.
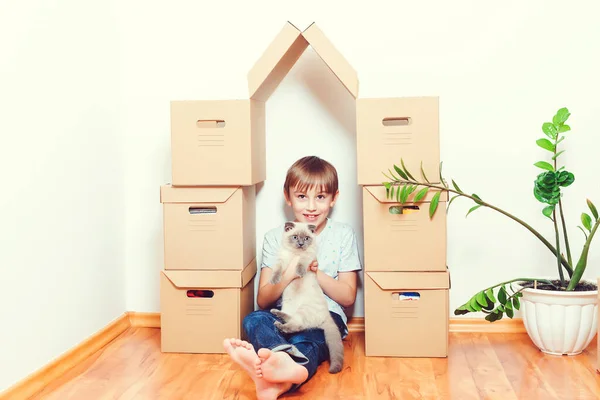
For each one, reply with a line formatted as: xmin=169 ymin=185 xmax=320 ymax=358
xmin=242 ymin=309 xmax=347 ymax=391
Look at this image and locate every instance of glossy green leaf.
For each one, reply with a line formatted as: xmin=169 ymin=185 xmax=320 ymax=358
xmin=505 ymin=301 xmax=514 ymax=318
xmin=498 ymin=286 xmax=507 ymax=303
xmin=542 ymin=205 xmax=554 ymax=218
xmin=558 ymin=124 xmax=571 ymax=133
xmin=552 ymin=150 xmax=565 ymax=160
xmin=476 ymin=291 xmax=488 ymax=307
xmin=420 ymin=161 xmax=430 ymax=183
xmin=534 ymin=161 xmax=554 ymax=171
xmin=472 ymin=193 xmax=483 ymax=205
xmin=454 ymin=305 xmax=470 ymax=315
xmin=555 ymin=107 xmax=571 ymax=124
xmin=536 ymin=138 xmax=555 ymax=152
xmin=485 ymin=311 xmax=502 ymax=322
xmin=393 ymin=165 xmax=408 ymax=180
xmin=401 ymin=158 xmax=416 ymax=180
xmin=452 ymin=179 xmax=463 ymax=193
xmin=446 ymin=194 xmax=459 ymax=214
xmin=469 ymin=297 xmax=482 ymax=311
xmin=466 ymin=204 xmax=482 ymax=218
xmin=512 ymin=296 xmax=521 ymax=310
xmin=485 ymin=288 xmax=496 ymax=303
xmin=587 ymin=199 xmax=598 ymax=220
xmin=542 ymin=122 xmax=558 ymax=139
xmin=414 ymin=187 xmax=429 ymax=202
xmin=582 ymin=213 xmax=592 ymax=231
xmin=429 ymin=191 xmax=441 ymax=218
xmin=399 ymin=185 xmax=409 ymax=204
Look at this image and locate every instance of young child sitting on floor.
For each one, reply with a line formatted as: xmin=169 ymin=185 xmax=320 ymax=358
xmin=223 ymin=155 xmax=362 ymax=400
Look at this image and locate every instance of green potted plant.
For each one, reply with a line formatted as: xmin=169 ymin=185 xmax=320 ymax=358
xmin=381 ymin=107 xmax=599 ymax=355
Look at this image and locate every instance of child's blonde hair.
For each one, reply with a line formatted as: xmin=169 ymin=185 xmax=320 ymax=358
xmin=283 ymin=156 xmax=339 ymax=196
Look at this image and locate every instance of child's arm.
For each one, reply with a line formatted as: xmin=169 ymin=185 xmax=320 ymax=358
xmin=257 ymin=255 xmax=300 ymax=309
xmin=314 ymin=267 xmax=358 ymax=308
xmin=310 ymin=226 xmax=361 ymax=307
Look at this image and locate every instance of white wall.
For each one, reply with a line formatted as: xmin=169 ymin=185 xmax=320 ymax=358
xmin=0 ymin=0 xmax=125 ymax=392
xmin=120 ymin=0 xmax=600 ymax=320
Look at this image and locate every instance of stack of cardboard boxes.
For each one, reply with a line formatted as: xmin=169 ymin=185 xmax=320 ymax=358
xmin=357 ymin=97 xmax=451 ymax=357
xmin=159 ymin=21 xmax=450 ymax=357
xmin=159 ymin=125 xmax=260 ymax=353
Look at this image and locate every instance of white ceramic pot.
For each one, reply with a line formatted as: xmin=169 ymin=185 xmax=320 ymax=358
xmin=518 ymin=283 xmax=598 ymax=355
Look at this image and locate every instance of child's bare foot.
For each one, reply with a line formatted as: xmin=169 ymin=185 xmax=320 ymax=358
xmin=257 ymin=348 xmax=309 ymax=384
xmin=223 ymin=339 xmax=291 ymax=400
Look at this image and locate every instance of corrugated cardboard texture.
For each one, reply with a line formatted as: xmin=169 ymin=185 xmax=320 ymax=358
xmin=362 ymin=186 xmax=447 ymax=272
xmin=248 ymin=21 xmax=358 ymax=101
xmin=170 ymin=100 xmax=266 ymax=186
xmin=365 ymin=271 xmax=449 ymax=357
xmin=161 ymin=185 xmax=256 ymax=270
xmin=357 ymin=97 xmax=440 ymax=185
xmin=160 ymin=261 xmax=256 ymax=354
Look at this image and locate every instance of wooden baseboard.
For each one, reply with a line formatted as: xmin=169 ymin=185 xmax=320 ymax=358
xmin=127 ymin=311 xmax=160 ymax=328
xmin=125 ymin=312 xmax=525 ymax=334
xmin=1 ymin=313 xmax=130 ymax=400
xmin=449 ymin=317 xmax=525 ymax=333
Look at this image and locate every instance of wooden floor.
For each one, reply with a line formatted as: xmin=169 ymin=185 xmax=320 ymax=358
xmin=29 ymin=328 xmax=600 ymax=400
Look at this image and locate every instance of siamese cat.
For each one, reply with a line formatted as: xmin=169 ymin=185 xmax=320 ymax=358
xmin=269 ymin=221 xmax=344 ymax=374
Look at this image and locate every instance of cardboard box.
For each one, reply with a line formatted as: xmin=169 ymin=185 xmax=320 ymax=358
xmin=161 ymin=184 xmax=255 ymax=270
xmin=364 ymin=270 xmax=450 ymax=357
xmin=356 ymin=96 xmax=440 ymax=185
xmin=160 ymin=259 xmax=257 ymax=354
xmin=248 ymin=22 xmax=359 ymax=101
xmin=170 ymin=99 xmax=266 ymax=186
xmin=362 ymin=185 xmax=447 ymax=272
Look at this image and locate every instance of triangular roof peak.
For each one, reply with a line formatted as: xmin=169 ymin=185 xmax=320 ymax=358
xmin=248 ymin=21 xmax=359 ymax=101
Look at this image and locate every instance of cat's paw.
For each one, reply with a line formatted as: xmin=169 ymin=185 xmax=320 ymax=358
xmin=274 ymin=321 xmax=284 ymax=330
xmin=270 ymin=309 xmax=288 ymax=321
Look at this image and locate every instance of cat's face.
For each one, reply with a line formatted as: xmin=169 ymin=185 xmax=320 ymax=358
xmin=283 ymin=221 xmax=316 ymax=251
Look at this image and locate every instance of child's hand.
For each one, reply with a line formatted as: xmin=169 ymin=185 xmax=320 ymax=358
xmin=283 ymin=255 xmax=301 ymax=282
xmin=309 ymin=260 xmax=319 ymax=273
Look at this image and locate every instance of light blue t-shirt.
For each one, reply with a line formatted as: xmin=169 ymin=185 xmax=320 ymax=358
xmin=260 ymin=218 xmax=363 ymax=334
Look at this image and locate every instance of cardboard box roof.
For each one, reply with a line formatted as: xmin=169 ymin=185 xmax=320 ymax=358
xmin=248 ymin=21 xmax=359 ymax=101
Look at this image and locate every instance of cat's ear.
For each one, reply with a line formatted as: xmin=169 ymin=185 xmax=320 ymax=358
xmin=285 ymin=222 xmax=295 ymax=232
xmin=307 ymin=224 xmax=317 ymax=233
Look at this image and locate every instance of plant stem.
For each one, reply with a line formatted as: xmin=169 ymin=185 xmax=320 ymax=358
xmin=552 ymin=209 xmax=565 ymax=284
xmin=388 ymin=179 xmax=574 ymax=276
xmin=478 ymin=277 xmax=557 ymax=293
xmin=558 ymin=200 xmax=573 ymax=273
xmin=553 ymin=136 xmax=573 ymax=276
xmin=566 ymin=217 xmax=600 ymax=290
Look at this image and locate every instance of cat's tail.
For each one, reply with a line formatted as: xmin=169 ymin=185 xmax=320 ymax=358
xmin=322 ymin=316 xmax=344 ymax=373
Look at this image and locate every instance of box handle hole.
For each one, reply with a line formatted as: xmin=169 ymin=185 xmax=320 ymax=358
xmin=189 ymin=206 xmax=217 ymax=215
xmin=197 ymin=119 xmax=226 ymax=128
xmin=382 ymin=117 xmax=411 ymax=126
xmin=391 ymin=291 xmax=420 ymax=301
xmin=388 ymin=205 xmax=420 ymax=214
xmin=187 ymin=290 xmax=214 ymax=298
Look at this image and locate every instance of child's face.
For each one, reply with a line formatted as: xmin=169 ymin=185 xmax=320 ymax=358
xmin=285 ymin=185 xmax=339 ymax=234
